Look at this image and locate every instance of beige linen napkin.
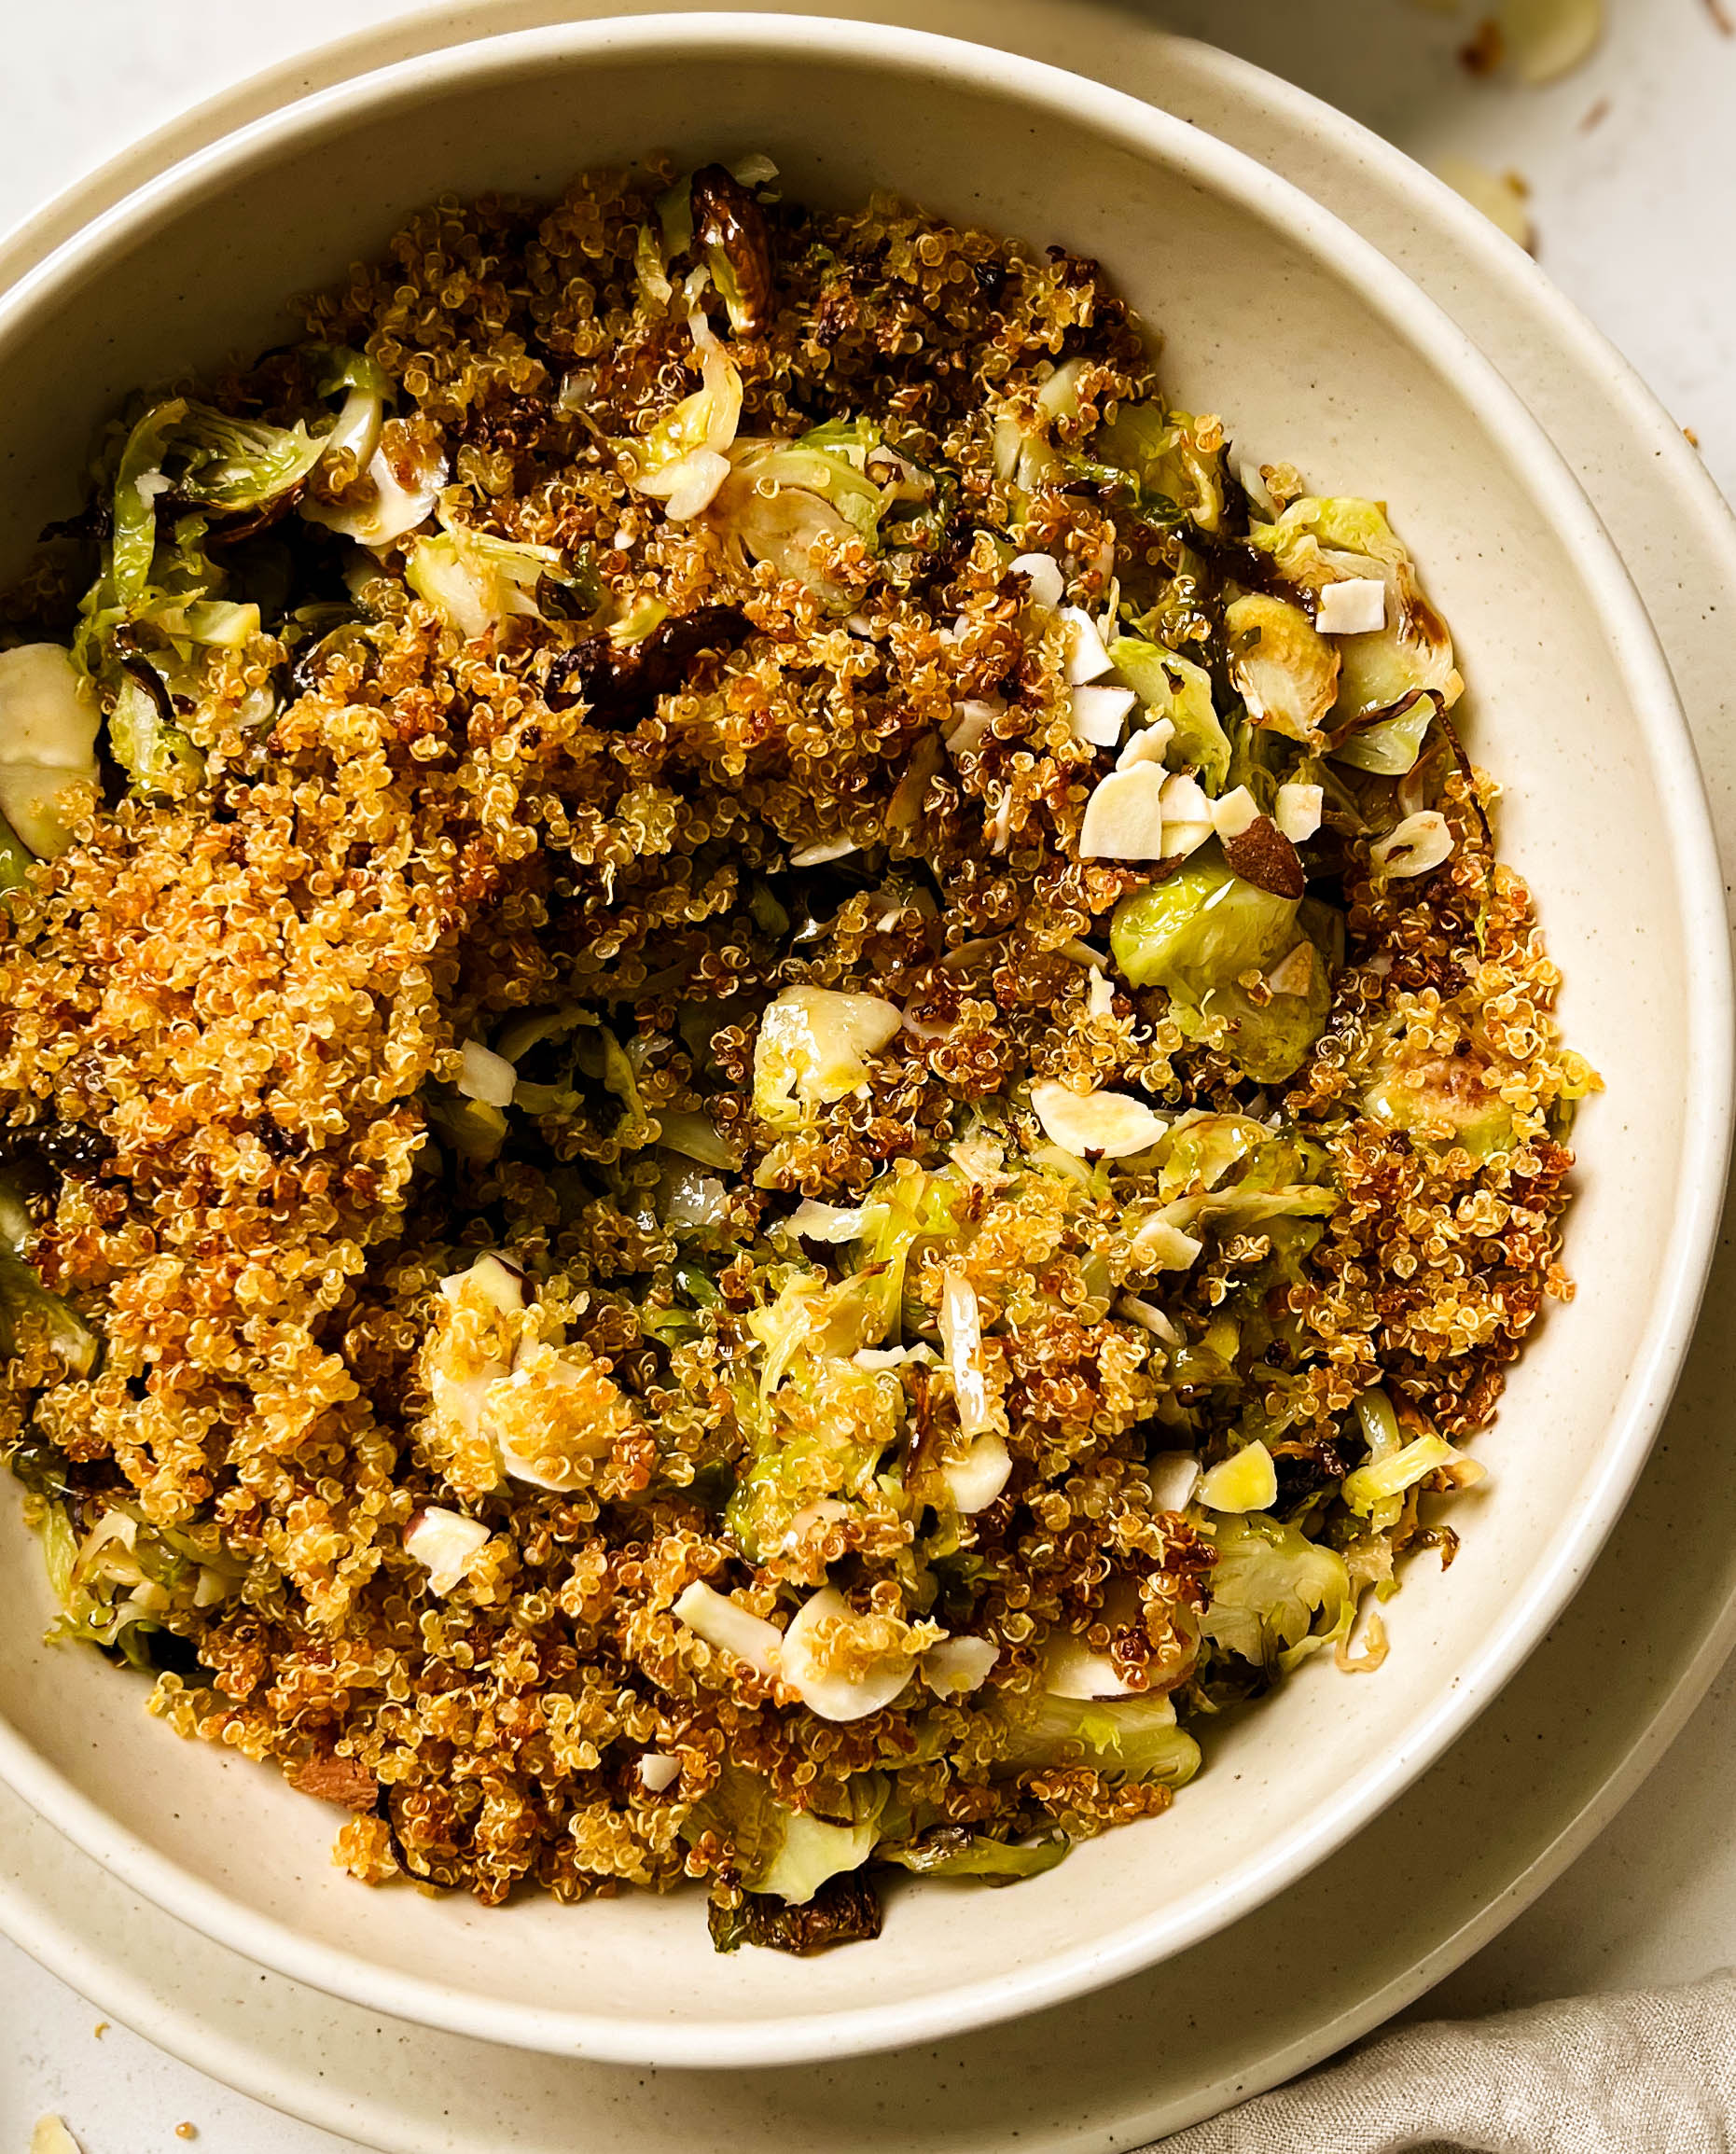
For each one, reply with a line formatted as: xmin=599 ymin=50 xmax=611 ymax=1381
xmin=1158 ymin=1973 xmax=1736 ymax=2152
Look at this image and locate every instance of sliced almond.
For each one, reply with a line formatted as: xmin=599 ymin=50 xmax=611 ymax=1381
xmin=923 ymin=1635 xmax=1000 ymax=1697
xmin=1117 ymin=716 xmax=1174 ymax=771
xmin=459 ymin=1038 xmax=517 ymax=1108
xmin=943 ymin=1432 xmax=1014 ymax=1514
xmin=1031 ymin=1078 xmax=1168 ymax=1159
xmin=789 ymin=836 xmax=862 ymax=867
xmin=1274 ymin=781 xmax=1323 ymax=843
xmin=403 ymin=1506 xmax=492 ymax=1595
xmin=1156 ymin=771 xmax=1213 ymax=863
xmin=1079 ymin=763 xmax=1167 ymax=860
xmin=1372 ymin=810 xmax=1455 ymax=879
xmin=1011 ymin=552 xmax=1065 ymax=612
xmin=1061 ymin=605 xmax=1115 ymax=684
xmin=778 ymin=1584 xmax=921 ymax=1720
xmin=1210 ymin=785 xmax=1261 ymax=841
xmin=1043 ymin=1633 xmax=1138 ymax=1701
xmin=1159 ymin=771 xmax=1211 ymax=823
xmin=1161 ymin=818 xmax=1213 ymax=862
xmin=1118 ymin=1293 xmax=1181 ymax=1346
xmin=1069 ymin=683 xmax=1136 ymax=747
xmin=673 ymin=1579 xmax=783 ymax=1678
xmin=946 ymin=697 xmax=1002 ymax=755
xmin=438 ymin=1251 xmax=525 ymax=1314
xmin=1149 ymin=1451 xmax=1201 ymax=1511
xmin=638 ymin=1752 xmax=681 ymax=1792
xmin=1314 ymin=577 xmax=1387 ymax=636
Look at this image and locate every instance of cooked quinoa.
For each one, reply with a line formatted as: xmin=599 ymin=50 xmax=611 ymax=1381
xmin=0 ymin=157 xmax=1595 ymax=1950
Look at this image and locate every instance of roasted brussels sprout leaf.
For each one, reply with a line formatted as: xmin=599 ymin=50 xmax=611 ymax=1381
xmin=877 ymin=1827 xmax=1070 ymax=1883
xmin=111 ymin=662 xmax=205 ymax=798
xmin=0 ymin=644 xmax=102 ymax=857
xmin=1111 ymin=860 xmax=1299 ymax=1002
xmin=690 ymin=163 xmax=776 ymax=337
xmin=0 ymin=1253 xmax=100 ymax=1375
xmin=1085 ymin=403 xmax=1226 ymax=533
xmin=683 ymin=1763 xmax=885 ymax=1904
xmin=708 ymin=1873 xmax=884 ymax=1954
xmin=1112 ymin=861 xmax=1336 ymax=1082
xmin=1226 ymin=592 xmax=1339 ymax=743
xmin=1108 ymin=634 xmax=1232 ymax=793
xmin=1332 ymin=689 xmax=1437 ymax=776
xmin=1363 ymin=1040 xmax=1516 ymax=1161
xmin=1246 ymin=495 xmax=1462 ymax=722
xmin=1199 ymin=1515 xmax=1351 ymax=1673
xmin=993 ymin=1689 xmax=1202 ymax=1786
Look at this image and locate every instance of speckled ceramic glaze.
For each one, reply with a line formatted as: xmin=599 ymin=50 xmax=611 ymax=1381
xmin=0 ymin=8 xmax=1726 ymax=2075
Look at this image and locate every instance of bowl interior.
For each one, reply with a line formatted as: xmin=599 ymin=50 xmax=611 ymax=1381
xmin=0 ymin=13 xmax=1716 ymax=2066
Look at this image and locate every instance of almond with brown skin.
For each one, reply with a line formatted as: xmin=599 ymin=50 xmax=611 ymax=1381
xmin=1220 ymin=814 xmax=1307 ymax=899
xmin=286 ymin=1745 xmax=378 ymax=1810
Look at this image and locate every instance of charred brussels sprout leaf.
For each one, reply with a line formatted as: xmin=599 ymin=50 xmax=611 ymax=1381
xmin=111 ymin=661 xmax=205 ymax=799
xmin=707 ymin=1873 xmax=884 ymax=1955
xmin=1083 ymin=403 xmax=1226 ymax=533
xmin=684 ymin=1763 xmax=885 ymax=1904
xmin=690 ymin=163 xmax=776 ymax=337
xmin=877 ymin=1827 xmax=1070 ymax=1883
xmin=1226 ymin=592 xmax=1339 ymax=743
xmin=105 ymin=396 xmax=329 ymax=608
xmin=1333 ymin=690 xmax=1437 ymax=776
xmin=1245 ymin=495 xmax=1462 ymax=723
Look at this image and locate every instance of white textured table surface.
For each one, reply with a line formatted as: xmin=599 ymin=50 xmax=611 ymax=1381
xmin=3 ymin=4 xmax=1734 ymax=2148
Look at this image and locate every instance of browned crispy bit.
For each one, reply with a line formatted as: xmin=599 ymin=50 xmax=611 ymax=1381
xmin=546 ymin=604 xmax=752 ymax=726
xmin=689 ymin=164 xmax=775 ymax=336
xmin=1459 ymin=16 xmax=1506 ymax=73
xmin=707 ymin=1872 xmax=882 ymax=1953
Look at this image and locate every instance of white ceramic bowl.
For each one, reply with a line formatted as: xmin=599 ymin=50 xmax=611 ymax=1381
xmin=0 ymin=10 xmax=1725 ymax=2071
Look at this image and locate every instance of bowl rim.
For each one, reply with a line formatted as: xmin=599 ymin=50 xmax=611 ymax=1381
xmin=0 ymin=6 xmax=1726 ymax=2072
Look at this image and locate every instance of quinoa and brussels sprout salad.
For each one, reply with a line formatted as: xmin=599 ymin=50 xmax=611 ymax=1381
xmin=0 ymin=157 xmax=1594 ymax=1952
